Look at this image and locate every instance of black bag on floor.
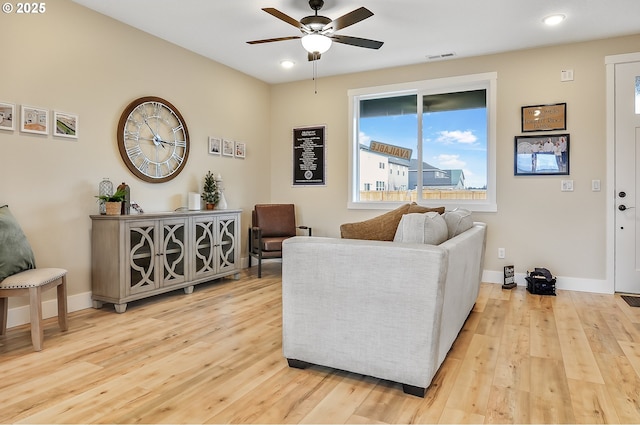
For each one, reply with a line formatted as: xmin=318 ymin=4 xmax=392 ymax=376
xmin=525 ymin=268 xmax=556 ymax=296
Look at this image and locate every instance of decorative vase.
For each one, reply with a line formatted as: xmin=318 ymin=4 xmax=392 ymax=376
xmin=206 ymin=203 xmax=215 ymax=210
xmin=217 ymin=191 xmax=227 ymax=210
xmin=98 ymin=178 xmax=113 ymax=215
xmin=215 ymin=174 xmax=228 ymax=210
xmin=105 ymin=201 xmax=122 ymax=215
xmin=117 ymin=182 xmax=130 ymax=215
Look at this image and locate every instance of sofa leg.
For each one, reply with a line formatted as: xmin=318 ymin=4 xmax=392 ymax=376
xmin=402 ymin=384 xmax=427 ymax=398
xmin=287 ymin=358 xmax=311 ymax=369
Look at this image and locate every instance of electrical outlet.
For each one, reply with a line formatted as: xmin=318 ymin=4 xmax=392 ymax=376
xmin=498 ymin=248 xmax=505 ymax=259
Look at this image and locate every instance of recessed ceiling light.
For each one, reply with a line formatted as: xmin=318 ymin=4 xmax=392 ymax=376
xmin=280 ymin=60 xmax=295 ymax=69
xmin=543 ymin=14 xmax=566 ymax=26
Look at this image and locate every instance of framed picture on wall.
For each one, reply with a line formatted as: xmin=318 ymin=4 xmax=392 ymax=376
xmin=20 ymin=105 xmax=49 ymax=135
xmin=514 ymin=134 xmax=569 ymax=176
xmin=208 ymin=136 xmax=221 ymax=155
xmin=521 ymin=103 xmax=566 ymax=132
xmin=0 ymin=102 xmax=15 ymax=131
xmin=234 ymin=141 xmax=246 ymax=158
xmin=222 ymin=139 xmax=234 ymax=157
xmin=293 ymin=125 xmax=326 ymax=186
xmin=53 ymin=111 xmax=78 ymax=139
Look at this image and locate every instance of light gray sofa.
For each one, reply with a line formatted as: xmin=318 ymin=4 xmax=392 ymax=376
xmin=281 ymin=221 xmax=486 ymax=397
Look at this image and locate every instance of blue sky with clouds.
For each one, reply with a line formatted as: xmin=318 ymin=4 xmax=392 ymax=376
xmin=359 ymin=107 xmax=487 ymax=188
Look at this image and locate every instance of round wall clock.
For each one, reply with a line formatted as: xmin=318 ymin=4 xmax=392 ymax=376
xmin=117 ymin=96 xmax=190 ymax=183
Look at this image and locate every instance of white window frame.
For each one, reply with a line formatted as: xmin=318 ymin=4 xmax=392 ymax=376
xmin=348 ymin=72 xmax=497 ymax=212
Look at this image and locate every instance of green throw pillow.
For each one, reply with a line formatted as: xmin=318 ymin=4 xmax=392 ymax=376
xmin=0 ymin=205 xmax=36 ymax=280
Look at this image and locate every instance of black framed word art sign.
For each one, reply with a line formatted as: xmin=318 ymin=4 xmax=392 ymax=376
xmin=292 ymin=125 xmax=326 ymax=186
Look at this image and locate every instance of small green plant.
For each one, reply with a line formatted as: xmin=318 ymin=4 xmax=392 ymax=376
xmin=202 ymin=171 xmax=219 ymax=205
xmin=96 ymin=187 xmax=127 ymax=203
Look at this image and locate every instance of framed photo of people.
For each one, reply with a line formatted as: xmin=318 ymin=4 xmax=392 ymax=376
xmin=514 ymin=134 xmax=569 ymax=176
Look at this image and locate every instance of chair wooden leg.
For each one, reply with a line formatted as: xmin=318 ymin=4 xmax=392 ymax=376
xmin=57 ymin=276 xmax=68 ymax=332
xmin=29 ymin=287 xmax=44 ymax=351
xmin=0 ymin=297 xmax=7 ymax=336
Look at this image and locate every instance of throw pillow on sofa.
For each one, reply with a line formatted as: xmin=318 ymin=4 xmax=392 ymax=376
xmin=340 ymin=203 xmax=445 ymax=241
xmin=0 ymin=205 xmax=36 ymax=280
xmin=340 ymin=203 xmax=411 ymax=241
xmin=393 ymin=212 xmax=448 ymax=245
xmin=407 ymin=204 xmax=445 ymax=215
xmin=443 ymin=208 xmax=473 ymax=239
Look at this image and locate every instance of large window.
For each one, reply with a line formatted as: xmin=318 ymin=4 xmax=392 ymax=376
xmin=348 ymin=73 xmax=497 ymax=211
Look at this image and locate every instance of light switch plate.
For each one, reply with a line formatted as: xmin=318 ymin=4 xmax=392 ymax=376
xmin=561 ymin=69 xmax=574 ymax=81
xmin=561 ymin=180 xmax=574 ymax=191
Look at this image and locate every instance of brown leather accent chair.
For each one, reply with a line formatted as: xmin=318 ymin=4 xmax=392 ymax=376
xmin=248 ymin=204 xmax=311 ymax=278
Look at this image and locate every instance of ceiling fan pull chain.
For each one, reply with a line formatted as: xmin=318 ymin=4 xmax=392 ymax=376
xmin=313 ymin=56 xmax=318 ymax=94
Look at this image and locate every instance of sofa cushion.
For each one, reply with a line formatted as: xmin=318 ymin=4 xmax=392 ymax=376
xmin=407 ymin=204 xmax=445 ymax=215
xmin=443 ymin=209 xmax=473 ymax=239
xmin=340 ymin=203 xmax=411 ymax=241
xmin=0 ymin=205 xmax=36 ymax=281
xmin=394 ymin=212 xmax=448 ymax=245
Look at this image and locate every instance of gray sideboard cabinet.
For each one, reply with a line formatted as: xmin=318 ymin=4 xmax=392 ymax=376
xmin=90 ymin=210 xmax=241 ymax=313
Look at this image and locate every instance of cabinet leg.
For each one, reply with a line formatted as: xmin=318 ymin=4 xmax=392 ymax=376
xmin=233 ymin=272 xmax=240 ymax=280
xmin=114 ymin=303 xmax=127 ymax=313
xmin=92 ymin=300 xmax=103 ymax=309
xmin=184 ymin=285 xmax=194 ymax=294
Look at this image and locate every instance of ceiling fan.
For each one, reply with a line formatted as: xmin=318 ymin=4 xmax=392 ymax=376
xmin=247 ymin=0 xmax=384 ymax=61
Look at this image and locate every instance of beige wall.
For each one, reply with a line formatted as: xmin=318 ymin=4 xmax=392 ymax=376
xmin=270 ymin=35 xmax=640 ymax=293
xmin=2 ymin=0 xmax=640 ymax=317
xmin=0 ymin=1 xmax=271 ymax=313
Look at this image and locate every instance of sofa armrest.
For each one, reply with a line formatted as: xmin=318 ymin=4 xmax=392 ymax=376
xmin=282 ymin=237 xmax=449 ymax=388
xmin=436 ymin=222 xmax=487 ymax=364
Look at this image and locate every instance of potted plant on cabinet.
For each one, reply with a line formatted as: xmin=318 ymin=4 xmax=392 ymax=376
xmin=96 ymin=188 xmax=127 ymax=215
xmin=202 ymin=171 xmax=219 ymax=210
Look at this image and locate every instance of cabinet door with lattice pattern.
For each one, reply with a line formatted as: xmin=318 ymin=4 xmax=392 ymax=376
xmin=160 ymin=218 xmax=188 ymax=286
xmin=216 ymin=215 xmax=237 ymax=274
xmin=126 ymin=220 xmax=159 ymax=295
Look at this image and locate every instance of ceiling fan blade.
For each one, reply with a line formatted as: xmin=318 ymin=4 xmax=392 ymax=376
xmin=308 ymin=52 xmax=321 ymax=61
xmin=330 ymin=34 xmax=383 ymax=50
xmin=247 ymin=36 xmax=301 ymax=45
xmin=262 ymin=8 xmax=311 ymax=32
xmin=323 ymin=7 xmax=373 ymax=32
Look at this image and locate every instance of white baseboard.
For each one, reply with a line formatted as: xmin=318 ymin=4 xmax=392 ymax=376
xmin=5 ymin=268 xmax=611 ymax=329
xmin=6 ymin=291 xmax=93 ymax=329
xmin=482 ymin=270 xmax=612 ymax=294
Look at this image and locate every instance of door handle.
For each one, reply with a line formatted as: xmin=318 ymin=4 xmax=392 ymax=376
xmin=619 ymin=205 xmax=635 ymax=211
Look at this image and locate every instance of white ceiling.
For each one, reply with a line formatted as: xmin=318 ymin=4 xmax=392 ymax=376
xmin=72 ymin=0 xmax=640 ymax=85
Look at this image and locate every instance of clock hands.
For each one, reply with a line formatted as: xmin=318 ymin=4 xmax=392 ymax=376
xmin=142 ymin=117 xmax=172 ymax=148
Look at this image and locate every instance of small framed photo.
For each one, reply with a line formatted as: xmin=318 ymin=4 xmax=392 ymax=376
xmin=53 ymin=111 xmax=78 ymax=139
xmin=21 ymin=105 xmax=49 ymax=135
xmin=515 ymin=134 xmax=570 ymax=176
xmin=208 ymin=136 xmax=221 ymax=155
xmin=234 ymin=141 xmax=246 ymax=159
xmin=0 ymin=102 xmax=15 ymax=131
xmin=222 ymin=139 xmax=234 ymax=157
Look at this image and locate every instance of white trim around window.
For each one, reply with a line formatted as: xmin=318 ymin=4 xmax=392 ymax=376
xmin=348 ymin=72 xmax=497 ymax=212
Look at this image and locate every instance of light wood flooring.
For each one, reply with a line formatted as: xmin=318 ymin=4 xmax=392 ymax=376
xmin=1 ymin=263 xmax=640 ymax=424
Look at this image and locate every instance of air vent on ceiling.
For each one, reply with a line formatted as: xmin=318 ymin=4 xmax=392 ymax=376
xmin=426 ymin=52 xmax=456 ymax=61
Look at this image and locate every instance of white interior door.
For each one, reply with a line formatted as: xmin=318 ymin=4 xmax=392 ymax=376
xmin=614 ymin=58 xmax=640 ymax=294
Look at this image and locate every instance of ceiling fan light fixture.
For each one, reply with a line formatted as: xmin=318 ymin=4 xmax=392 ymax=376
xmin=301 ymin=33 xmax=332 ymax=54
xmin=543 ymin=14 xmax=565 ymax=26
